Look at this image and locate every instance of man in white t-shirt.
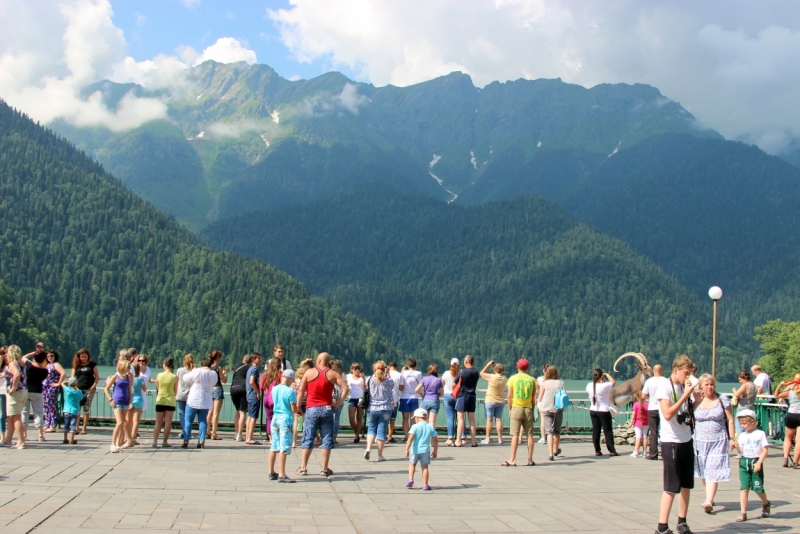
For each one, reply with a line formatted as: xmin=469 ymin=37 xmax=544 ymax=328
xmin=641 ymin=364 xmax=668 ymax=460
xmin=387 ymin=361 xmax=404 ymax=443
xmin=654 ymin=355 xmax=700 ymax=534
xmin=751 ymin=365 xmax=772 ymax=398
xmin=399 ymin=358 xmax=422 ymax=441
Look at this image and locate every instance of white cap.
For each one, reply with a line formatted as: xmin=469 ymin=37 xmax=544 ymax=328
xmin=735 ymin=409 xmax=756 ymax=420
xmin=450 ymin=358 xmax=459 ymax=365
xmin=413 ymin=408 xmax=428 ymax=419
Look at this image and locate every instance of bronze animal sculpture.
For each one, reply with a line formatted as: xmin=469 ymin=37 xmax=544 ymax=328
xmin=609 ymin=352 xmax=653 ymax=407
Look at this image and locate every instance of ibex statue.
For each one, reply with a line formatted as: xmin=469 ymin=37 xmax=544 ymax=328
xmin=609 ymin=352 xmax=653 ymax=407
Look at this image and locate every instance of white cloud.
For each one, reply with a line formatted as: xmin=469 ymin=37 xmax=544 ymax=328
xmin=336 ymin=83 xmax=367 ymax=114
xmin=193 ymin=37 xmax=257 ymax=66
xmin=179 ymin=0 xmax=201 ymax=8
xmin=0 ymin=0 xmax=258 ymax=131
xmin=269 ymin=0 xmax=800 ymax=155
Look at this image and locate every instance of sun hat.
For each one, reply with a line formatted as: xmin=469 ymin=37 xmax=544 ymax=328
xmin=735 ymin=408 xmax=756 ymax=420
xmin=413 ymin=408 xmax=428 ymax=419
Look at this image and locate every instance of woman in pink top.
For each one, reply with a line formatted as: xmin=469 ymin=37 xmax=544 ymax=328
xmin=630 ymin=391 xmax=649 ymax=457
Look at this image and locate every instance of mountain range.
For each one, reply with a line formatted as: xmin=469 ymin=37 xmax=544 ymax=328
xmin=6 ymin=60 xmax=799 ymax=376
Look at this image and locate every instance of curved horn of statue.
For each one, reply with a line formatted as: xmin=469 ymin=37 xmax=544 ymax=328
xmin=610 ymin=352 xmax=653 ymax=407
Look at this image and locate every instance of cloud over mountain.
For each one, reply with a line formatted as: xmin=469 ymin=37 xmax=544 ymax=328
xmin=269 ymin=0 xmax=800 ymax=155
xmin=0 ymin=0 xmax=256 ymax=130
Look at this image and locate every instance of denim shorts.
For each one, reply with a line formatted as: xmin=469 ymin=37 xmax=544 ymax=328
xmin=247 ymin=397 xmax=260 ymax=419
xmin=485 ymin=402 xmax=504 ymax=419
xmin=410 ymin=452 xmax=431 ymax=466
xmin=399 ymin=398 xmax=419 ymax=413
xmin=421 ymin=399 xmax=440 ymax=414
xmin=271 ymin=415 xmax=293 ymax=455
xmin=348 ymin=398 xmax=361 ymax=408
xmin=63 ymin=412 xmax=78 ymax=433
xmin=212 ymin=387 xmax=224 ymax=401
xmin=114 ymin=404 xmax=130 ymax=411
xmin=367 ymin=409 xmax=392 ymax=441
xmin=301 ymin=406 xmax=334 ymax=450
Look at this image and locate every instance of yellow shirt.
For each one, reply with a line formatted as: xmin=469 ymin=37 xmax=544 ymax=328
xmin=485 ymin=374 xmax=507 ymax=403
xmin=155 ymin=371 xmax=177 ymax=407
xmin=507 ymin=372 xmax=535 ymax=408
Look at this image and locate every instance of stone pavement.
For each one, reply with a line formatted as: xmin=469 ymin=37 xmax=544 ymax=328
xmin=1 ymin=429 xmax=798 ymax=533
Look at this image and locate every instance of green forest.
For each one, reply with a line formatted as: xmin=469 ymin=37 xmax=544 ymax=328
xmin=0 ymin=278 xmax=74 ymax=355
xmin=755 ymin=318 xmax=800 ymax=383
xmin=201 ymin=181 xmax=749 ymax=379
xmin=0 ymin=101 xmax=395 ymax=366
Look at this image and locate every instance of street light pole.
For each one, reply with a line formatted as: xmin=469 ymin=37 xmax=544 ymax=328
xmin=708 ymin=286 xmax=723 ymax=378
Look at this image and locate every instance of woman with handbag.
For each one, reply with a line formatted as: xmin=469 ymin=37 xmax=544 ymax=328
xmin=363 ymin=360 xmax=396 ymax=462
xmin=538 ymin=365 xmax=565 ymax=461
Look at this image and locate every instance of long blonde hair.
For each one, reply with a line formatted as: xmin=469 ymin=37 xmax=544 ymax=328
xmin=116 ymin=360 xmax=130 ymax=376
xmin=6 ymin=345 xmax=21 ymax=364
xmin=183 ymin=353 xmax=194 ymax=371
xmin=373 ymin=360 xmax=387 ymax=382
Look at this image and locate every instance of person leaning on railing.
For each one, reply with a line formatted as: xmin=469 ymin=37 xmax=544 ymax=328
xmin=774 ymin=373 xmax=800 ymax=468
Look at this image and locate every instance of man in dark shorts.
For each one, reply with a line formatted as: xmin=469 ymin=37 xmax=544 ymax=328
xmin=654 ymin=355 xmax=699 ymax=534
xmin=245 ymin=353 xmax=262 ymax=445
xmin=454 ymin=355 xmax=480 ymax=447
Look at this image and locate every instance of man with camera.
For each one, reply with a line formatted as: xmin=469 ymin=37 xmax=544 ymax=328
xmin=654 ymin=355 xmax=700 ymax=534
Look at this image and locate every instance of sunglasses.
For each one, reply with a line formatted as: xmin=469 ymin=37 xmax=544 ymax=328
xmin=137 ymin=359 xmax=146 ymax=363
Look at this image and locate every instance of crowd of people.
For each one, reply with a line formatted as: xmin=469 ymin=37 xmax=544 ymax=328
xmin=1 ymin=343 xmax=798 ymax=533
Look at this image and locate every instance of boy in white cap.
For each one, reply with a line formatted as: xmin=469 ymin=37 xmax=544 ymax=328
xmin=405 ymin=407 xmax=438 ymax=490
xmin=268 ymin=370 xmax=298 ymax=483
xmin=62 ymin=377 xmax=83 ymax=445
xmin=733 ymin=409 xmax=770 ymax=522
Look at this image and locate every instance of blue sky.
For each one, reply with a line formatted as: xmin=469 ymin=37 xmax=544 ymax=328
xmin=109 ymin=0 xmax=359 ymax=83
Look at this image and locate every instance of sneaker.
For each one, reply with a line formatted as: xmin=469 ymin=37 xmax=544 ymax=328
xmin=676 ymin=523 xmax=693 ymax=534
xmin=406 ymin=479 xmax=414 ymax=488
xmin=268 ymin=472 xmax=278 ymax=481
xmin=548 ymin=456 xmax=554 ymax=461
xmin=234 ymin=434 xmax=242 ymax=442
xmin=278 ymin=476 xmax=296 ymax=483
xmin=110 ymin=445 xmax=119 ymax=453
xmin=630 ymin=452 xmax=640 ymax=458
xmin=555 ymin=448 xmax=561 ymax=457
xmin=654 ymin=529 xmax=673 ymax=534
xmin=364 ymin=449 xmax=370 ymax=461
xmin=377 ymin=456 xmax=387 ymax=462
xmin=480 ymin=439 xmax=490 ymax=445
xmin=422 ymin=485 xmax=432 ymax=491
xmin=538 ymin=438 xmax=546 ymax=444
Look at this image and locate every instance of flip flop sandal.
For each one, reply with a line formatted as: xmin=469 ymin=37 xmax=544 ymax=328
xmin=735 ymin=514 xmax=747 ymax=522
xmin=320 ymin=468 xmax=334 ymax=477
xmin=501 ymin=461 xmax=516 ymax=467
xmin=245 ymin=441 xmax=262 ymax=445
xmin=471 ymin=443 xmax=479 ymax=447
xmin=526 ymin=461 xmax=536 ymax=466
xmin=701 ymin=502 xmax=713 ymax=514
xmin=70 ymin=440 xmax=78 ymax=445
xmin=295 ymin=467 xmax=308 ymax=475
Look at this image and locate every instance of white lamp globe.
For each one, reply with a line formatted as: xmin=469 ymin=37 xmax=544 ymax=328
xmin=708 ymin=286 xmax=723 ymax=300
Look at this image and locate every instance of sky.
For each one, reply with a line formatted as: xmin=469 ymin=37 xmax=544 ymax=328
xmin=1 ymin=0 xmax=799 ymax=155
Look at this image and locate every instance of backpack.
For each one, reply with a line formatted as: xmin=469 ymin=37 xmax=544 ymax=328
xmin=554 ymin=382 xmax=569 ymax=410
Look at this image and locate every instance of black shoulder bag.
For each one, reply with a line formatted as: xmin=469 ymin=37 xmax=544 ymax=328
xmin=358 ymin=377 xmax=371 ymax=409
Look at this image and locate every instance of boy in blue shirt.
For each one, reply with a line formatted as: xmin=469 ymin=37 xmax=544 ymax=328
xmin=62 ymin=377 xmax=83 ymax=445
xmin=405 ymin=407 xmax=438 ymax=490
xmin=268 ymin=370 xmax=298 ymax=483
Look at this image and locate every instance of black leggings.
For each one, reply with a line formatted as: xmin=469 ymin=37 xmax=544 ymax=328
xmin=590 ymin=410 xmax=616 ymax=453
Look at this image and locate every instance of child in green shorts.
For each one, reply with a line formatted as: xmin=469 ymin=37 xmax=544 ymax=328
xmin=733 ymin=409 xmax=770 ymax=522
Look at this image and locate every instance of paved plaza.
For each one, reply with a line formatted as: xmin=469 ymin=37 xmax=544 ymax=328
xmin=1 ymin=429 xmax=798 ymax=533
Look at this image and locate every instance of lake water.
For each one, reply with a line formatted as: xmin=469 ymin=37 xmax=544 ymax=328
xmin=90 ymin=366 xmax=737 ymax=432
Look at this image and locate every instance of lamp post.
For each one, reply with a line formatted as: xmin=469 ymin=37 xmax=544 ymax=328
xmin=708 ymin=286 xmax=723 ymax=377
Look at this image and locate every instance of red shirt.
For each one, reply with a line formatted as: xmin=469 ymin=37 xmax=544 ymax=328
xmin=306 ymin=367 xmax=335 ymax=408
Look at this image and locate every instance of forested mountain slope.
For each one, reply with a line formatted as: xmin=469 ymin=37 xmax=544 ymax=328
xmin=52 ymin=62 xmax=715 ymax=228
xmin=0 ymin=101 xmax=395 ymax=365
xmin=200 ymin=182 xmax=748 ymax=379
xmin=0 ymin=279 xmax=75 ymax=355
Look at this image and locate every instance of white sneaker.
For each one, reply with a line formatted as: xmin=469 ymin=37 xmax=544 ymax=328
xmin=538 ymin=438 xmax=546 ymax=444
xmin=364 ymin=449 xmax=370 ymax=460
xmin=234 ymin=434 xmax=242 ymax=442
xmin=377 ymin=456 xmax=386 ymax=462
xmin=480 ymin=439 xmax=490 ymax=445
xmin=630 ymin=452 xmax=639 ymax=458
